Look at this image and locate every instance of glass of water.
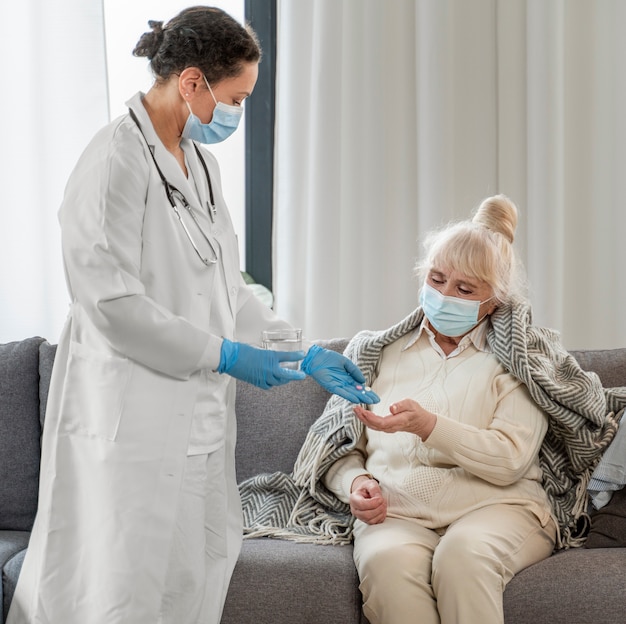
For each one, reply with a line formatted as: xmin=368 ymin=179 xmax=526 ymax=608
xmin=262 ymin=328 xmax=303 ymax=369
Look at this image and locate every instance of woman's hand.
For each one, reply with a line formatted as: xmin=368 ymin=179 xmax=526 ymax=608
xmin=354 ymin=399 xmax=437 ymax=440
xmin=349 ymin=475 xmax=387 ymax=524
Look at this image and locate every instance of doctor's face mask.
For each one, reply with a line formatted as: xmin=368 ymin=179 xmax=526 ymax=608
xmin=182 ymin=75 xmax=243 ymax=144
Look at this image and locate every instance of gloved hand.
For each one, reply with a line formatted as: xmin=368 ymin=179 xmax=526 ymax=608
xmin=301 ymin=345 xmax=380 ymax=404
xmin=217 ymin=338 xmax=305 ymax=389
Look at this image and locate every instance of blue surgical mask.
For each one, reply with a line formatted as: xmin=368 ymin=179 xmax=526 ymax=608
xmin=181 ymin=76 xmax=243 ymax=144
xmin=420 ymin=282 xmax=493 ymax=337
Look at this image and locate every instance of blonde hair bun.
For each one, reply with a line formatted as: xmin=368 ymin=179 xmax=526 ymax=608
xmin=414 ymin=193 xmax=527 ymax=305
xmin=472 ymin=194 xmax=518 ymax=244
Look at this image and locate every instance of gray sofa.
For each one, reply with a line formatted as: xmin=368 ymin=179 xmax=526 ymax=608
xmin=2 ymin=336 xmax=626 ymax=623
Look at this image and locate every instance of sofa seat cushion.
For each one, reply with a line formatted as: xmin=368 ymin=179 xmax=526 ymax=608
xmin=0 ymin=338 xmax=44 ymax=531
xmin=1 ymin=531 xmax=29 ymax=622
xmin=2 ymin=548 xmax=26 ymax=622
xmin=503 ymin=547 xmax=626 ymax=624
xmin=222 ymin=538 xmax=362 ymax=624
xmin=585 ymin=486 xmax=626 ymax=548
xmin=0 ymin=531 xmax=29 ymax=571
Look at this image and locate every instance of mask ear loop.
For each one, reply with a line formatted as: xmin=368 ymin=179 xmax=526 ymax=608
xmin=203 ymin=75 xmax=219 ymax=105
xmin=478 ymin=294 xmax=499 ymax=325
xmin=184 ymin=77 xmax=215 ymax=117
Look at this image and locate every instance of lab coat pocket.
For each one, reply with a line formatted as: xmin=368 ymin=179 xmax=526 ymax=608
xmin=186 ymin=371 xmax=227 ymax=455
xmin=187 ymin=412 xmax=226 ymax=455
xmin=60 ymin=341 xmax=131 ymax=441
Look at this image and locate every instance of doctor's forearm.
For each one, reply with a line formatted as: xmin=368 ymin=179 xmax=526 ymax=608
xmin=95 ymin=296 xmax=217 ymax=379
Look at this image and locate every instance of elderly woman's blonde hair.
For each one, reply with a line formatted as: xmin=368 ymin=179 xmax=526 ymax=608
xmin=415 ymin=195 xmax=527 ymax=304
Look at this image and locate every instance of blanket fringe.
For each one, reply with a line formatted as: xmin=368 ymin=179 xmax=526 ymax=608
xmin=243 ymin=527 xmax=352 ymax=545
xmin=293 ymin=437 xmax=329 ymax=489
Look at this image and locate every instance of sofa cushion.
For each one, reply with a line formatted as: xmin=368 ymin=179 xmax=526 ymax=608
xmin=2 ymin=547 xmax=26 ymax=622
xmin=222 ymin=538 xmax=362 ymax=624
xmin=38 ymin=341 xmax=57 ymax=428
xmin=585 ymin=486 xmax=626 ymax=548
xmin=0 ymin=338 xmax=44 ymax=531
xmin=0 ymin=531 xmax=30 ymax=573
xmin=0 ymin=531 xmax=30 ymax=622
xmin=503 ymin=547 xmax=626 ymax=623
xmin=234 ymin=338 xmax=349 ymax=482
xmin=235 ymin=376 xmax=331 ymax=481
xmin=570 ymin=348 xmax=626 ymax=388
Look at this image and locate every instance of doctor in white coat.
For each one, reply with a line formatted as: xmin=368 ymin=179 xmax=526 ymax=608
xmin=7 ymin=7 xmax=379 ymax=624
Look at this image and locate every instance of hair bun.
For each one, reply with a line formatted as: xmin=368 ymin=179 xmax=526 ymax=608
xmin=132 ymin=20 xmax=165 ymax=60
xmin=472 ymin=194 xmax=518 ymax=244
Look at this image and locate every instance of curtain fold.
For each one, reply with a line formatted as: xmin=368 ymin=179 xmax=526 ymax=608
xmin=274 ymin=0 xmax=626 ymax=350
xmin=0 ymin=0 xmax=109 ymax=343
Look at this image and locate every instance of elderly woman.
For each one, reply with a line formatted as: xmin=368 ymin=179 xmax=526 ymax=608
xmin=241 ymin=194 xmax=626 ymax=624
xmin=323 ymin=194 xmax=554 ymax=623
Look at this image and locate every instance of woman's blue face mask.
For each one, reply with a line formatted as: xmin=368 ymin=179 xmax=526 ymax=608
xmin=182 ymin=75 xmax=243 ymax=144
xmin=420 ymin=282 xmax=494 ymax=337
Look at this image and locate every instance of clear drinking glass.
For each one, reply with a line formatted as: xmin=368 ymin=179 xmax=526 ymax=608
xmin=262 ymin=328 xmax=303 ymax=369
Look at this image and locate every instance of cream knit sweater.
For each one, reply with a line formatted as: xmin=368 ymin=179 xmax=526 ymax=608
xmin=323 ymin=321 xmax=554 ymax=530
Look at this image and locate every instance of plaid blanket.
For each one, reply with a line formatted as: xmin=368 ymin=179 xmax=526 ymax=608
xmin=240 ymin=304 xmax=626 ymax=549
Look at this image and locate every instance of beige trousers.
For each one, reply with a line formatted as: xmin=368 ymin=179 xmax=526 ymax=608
xmin=353 ymin=504 xmax=556 ymax=624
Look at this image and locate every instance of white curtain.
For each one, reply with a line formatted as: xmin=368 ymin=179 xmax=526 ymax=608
xmin=273 ymin=0 xmax=626 ymax=350
xmin=0 ymin=0 xmax=109 ymax=343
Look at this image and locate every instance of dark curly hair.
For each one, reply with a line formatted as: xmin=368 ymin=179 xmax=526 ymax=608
xmin=132 ymin=6 xmax=261 ymax=85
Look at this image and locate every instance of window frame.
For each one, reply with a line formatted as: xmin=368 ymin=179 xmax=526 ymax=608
xmin=244 ymin=0 xmax=277 ymax=291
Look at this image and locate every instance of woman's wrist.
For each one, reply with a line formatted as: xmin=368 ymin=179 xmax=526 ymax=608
xmin=350 ymin=473 xmax=378 ymax=493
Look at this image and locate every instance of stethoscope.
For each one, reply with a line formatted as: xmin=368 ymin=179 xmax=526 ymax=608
xmin=129 ymin=108 xmax=218 ymax=266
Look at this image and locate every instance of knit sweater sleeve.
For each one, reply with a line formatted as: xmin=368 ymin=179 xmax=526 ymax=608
xmin=322 ymin=431 xmax=369 ymax=503
xmin=425 ymin=376 xmax=549 ymax=486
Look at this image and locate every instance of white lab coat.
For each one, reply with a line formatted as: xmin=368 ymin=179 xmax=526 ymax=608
xmin=7 ymin=93 xmax=291 ymax=624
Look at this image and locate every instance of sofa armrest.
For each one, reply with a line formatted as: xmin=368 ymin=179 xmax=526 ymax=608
xmin=0 ymin=337 xmax=45 ymax=531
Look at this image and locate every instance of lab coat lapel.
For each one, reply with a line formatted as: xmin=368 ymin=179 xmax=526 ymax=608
xmin=183 ymin=144 xmax=242 ymax=319
xmin=126 ymin=92 xmax=198 ymax=201
xmin=183 ymin=143 xmax=212 ymax=210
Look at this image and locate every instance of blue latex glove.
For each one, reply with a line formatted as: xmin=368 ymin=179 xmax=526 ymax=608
xmin=301 ymin=345 xmax=380 ymax=404
xmin=217 ymin=339 xmax=306 ymax=389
